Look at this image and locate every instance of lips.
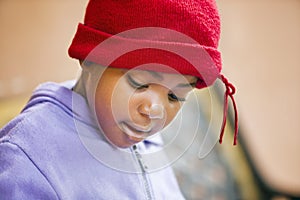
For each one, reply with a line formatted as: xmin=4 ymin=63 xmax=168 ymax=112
xmin=120 ymin=123 xmax=152 ymax=142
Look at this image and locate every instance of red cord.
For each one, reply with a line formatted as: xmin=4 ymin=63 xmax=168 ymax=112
xmin=219 ymin=74 xmax=239 ymax=145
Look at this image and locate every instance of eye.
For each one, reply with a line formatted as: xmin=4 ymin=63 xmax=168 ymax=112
xmin=168 ymin=92 xmax=186 ymax=102
xmin=127 ymin=74 xmax=149 ymax=89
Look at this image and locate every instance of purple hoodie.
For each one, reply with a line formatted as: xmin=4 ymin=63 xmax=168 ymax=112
xmin=0 ymin=81 xmax=185 ymax=200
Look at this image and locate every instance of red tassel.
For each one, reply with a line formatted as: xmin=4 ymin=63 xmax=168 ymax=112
xmin=219 ymin=75 xmax=239 ymax=145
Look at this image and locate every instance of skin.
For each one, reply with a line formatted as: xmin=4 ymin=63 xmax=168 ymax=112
xmin=93 ymin=67 xmax=197 ymax=148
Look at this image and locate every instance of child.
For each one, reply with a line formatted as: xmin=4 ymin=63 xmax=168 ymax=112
xmin=0 ymin=0 xmax=238 ymax=199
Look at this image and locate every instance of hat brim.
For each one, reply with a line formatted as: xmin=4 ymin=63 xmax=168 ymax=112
xmin=68 ymin=24 xmax=222 ymax=89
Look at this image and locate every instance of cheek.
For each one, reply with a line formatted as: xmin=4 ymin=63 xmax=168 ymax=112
xmin=94 ymin=89 xmax=112 ymax=127
xmin=111 ymin=84 xmax=136 ymax=121
xmin=97 ymin=81 xmax=135 ymax=125
xmin=163 ymin=103 xmax=182 ymax=127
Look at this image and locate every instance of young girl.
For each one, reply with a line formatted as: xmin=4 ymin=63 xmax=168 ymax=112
xmin=0 ymin=0 xmax=238 ymax=199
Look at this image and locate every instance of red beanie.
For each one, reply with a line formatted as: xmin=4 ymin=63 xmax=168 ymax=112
xmin=68 ymin=0 xmax=222 ymax=88
xmin=68 ymin=0 xmax=239 ymax=145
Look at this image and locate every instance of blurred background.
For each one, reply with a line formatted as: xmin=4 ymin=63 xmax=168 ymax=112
xmin=0 ymin=0 xmax=299 ymax=199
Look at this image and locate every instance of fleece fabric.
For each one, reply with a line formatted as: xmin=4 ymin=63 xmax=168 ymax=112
xmin=0 ymin=81 xmax=184 ymax=200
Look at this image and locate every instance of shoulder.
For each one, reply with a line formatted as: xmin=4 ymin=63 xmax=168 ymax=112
xmin=0 ymin=95 xmax=80 ymax=166
xmin=0 ymin=141 xmax=59 ymax=199
xmin=0 ymin=98 xmax=74 ymax=144
xmin=0 ymin=83 xmax=80 ymax=173
xmin=0 ymin=88 xmax=78 ymax=199
xmin=0 ymin=81 xmax=77 ymax=144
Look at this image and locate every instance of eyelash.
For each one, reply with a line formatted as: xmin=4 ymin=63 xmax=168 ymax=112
xmin=127 ymin=75 xmax=149 ymax=89
xmin=127 ymin=75 xmax=186 ymax=102
xmin=168 ymin=93 xmax=186 ymax=102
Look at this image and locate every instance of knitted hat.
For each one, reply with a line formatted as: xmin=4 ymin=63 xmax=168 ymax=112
xmin=68 ymin=0 xmax=222 ymax=88
xmin=68 ymin=0 xmax=238 ymax=145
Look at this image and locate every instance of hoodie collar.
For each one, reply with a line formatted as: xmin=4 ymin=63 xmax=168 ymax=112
xmin=23 ymin=81 xmax=164 ymax=147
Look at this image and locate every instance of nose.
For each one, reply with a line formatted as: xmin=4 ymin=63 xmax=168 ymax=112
xmin=135 ymin=85 xmax=170 ymax=124
xmin=138 ymin=103 xmax=165 ymax=120
xmin=149 ymin=104 xmax=164 ymax=119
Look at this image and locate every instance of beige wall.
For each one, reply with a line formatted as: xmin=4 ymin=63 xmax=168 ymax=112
xmin=0 ymin=0 xmax=85 ymax=97
xmin=217 ymin=0 xmax=300 ymax=196
xmin=1 ymin=0 xmax=300 ymax=196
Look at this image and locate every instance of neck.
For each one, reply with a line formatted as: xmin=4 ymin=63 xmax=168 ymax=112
xmin=73 ymin=74 xmax=87 ymax=99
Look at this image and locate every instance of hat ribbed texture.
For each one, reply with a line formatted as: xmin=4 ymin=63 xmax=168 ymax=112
xmin=68 ymin=0 xmax=222 ymax=88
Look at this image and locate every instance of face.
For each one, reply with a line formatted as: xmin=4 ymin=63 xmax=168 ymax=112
xmin=94 ymin=67 xmax=197 ymax=148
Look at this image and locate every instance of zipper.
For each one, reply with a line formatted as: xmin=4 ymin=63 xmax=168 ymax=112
xmin=132 ymin=145 xmax=153 ymax=200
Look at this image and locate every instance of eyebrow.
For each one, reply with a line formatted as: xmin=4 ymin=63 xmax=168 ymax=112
xmin=146 ymin=70 xmax=197 ymax=88
xmin=146 ymin=70 xmax=164 ymax=81
xmin=176 ymin=81 xmax=197 ymax=88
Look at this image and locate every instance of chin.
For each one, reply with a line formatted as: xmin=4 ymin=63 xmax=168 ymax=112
xmin=105 ymin=137 xmax=136 ymax=149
